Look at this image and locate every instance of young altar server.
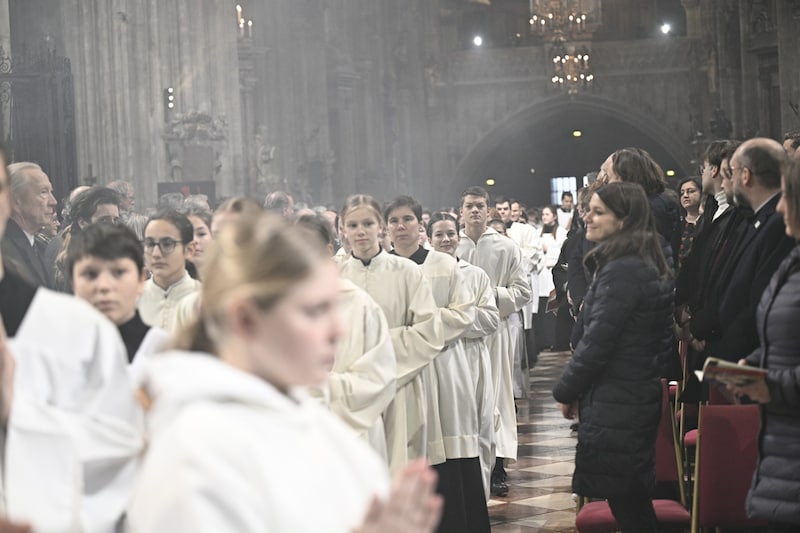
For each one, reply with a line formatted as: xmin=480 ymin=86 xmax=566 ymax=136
xmin=429 ymin=212 xmax=500 ymax=501
xmin=339 ymin=194 xmax=443 ymax=472
xmin=127 ymin=213 xmax=442 ymax=533
xmin=68 ymin=223 xmax=170 ymax=381
xmin=137 ymin=209 xmax=200 ymax=332
xmin=0 ymin=148 xmax=143 ymax=532
xmin=385 ymin=196 xmax=489 ymax=532
xmin=296 ymin=213 xmax=397 ymax=460
xmin=457 ymin=186 xmax=531 ymax=497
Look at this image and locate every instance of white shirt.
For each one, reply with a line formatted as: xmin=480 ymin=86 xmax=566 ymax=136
xmin=138 ymin=272 xmax=201 ymax=332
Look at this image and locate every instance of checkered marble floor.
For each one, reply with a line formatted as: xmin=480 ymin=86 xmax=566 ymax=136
xmin=489 ymin=350 xmax=578 ymax=533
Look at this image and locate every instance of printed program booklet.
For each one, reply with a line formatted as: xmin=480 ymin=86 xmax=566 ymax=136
xmin=694 ymin=357 xmax=767 ymax=387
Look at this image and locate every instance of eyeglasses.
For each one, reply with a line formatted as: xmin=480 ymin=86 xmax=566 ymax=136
xmin=143 ymin=237 xmax=183 ymax=254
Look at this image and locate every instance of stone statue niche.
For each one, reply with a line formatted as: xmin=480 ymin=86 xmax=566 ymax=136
xmin=162 ymin=112 xmax=228 ymax=182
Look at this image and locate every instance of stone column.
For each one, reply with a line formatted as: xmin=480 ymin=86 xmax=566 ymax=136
xmin=777 ymin=1 xmax=800 ymax=133
xmin=681 ymin=0 xmax=703 ymax=39
xmin=60 ymin=0 xmax=244 ymax=207
xmin=0 ymin=0 xmax=10 ymax=143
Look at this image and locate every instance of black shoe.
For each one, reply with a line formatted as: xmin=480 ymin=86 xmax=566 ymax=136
xmin=491 ymin=478 xmax=509 ymax=497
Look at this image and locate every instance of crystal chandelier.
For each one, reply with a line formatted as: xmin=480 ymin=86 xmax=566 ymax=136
xmin=529 ymin=1 xmax=595 ymax=95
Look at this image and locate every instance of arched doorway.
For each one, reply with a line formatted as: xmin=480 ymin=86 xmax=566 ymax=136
xmin=454 ymin=95 xmax=693 ymax=207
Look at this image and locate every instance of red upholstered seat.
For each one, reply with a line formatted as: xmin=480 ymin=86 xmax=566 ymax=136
xmin=691 ymin=404 xmax=768 ymax=530
xmin=576 ymin=500 xmax=690 ymax=533
xmin=683 ymin=428 xmax=697 ymax=447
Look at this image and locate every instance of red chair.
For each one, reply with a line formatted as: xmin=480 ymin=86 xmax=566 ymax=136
xmin=575 ymin=380 xmax=690 ymax=532
xmin=690 ymin=404 xmax=767 ymax=533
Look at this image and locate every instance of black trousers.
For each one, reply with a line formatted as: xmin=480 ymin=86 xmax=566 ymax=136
xmin=433 ymin=458 xmax=490 ymax=533
xmin=606 ymin=489 xmax=658 ymax=533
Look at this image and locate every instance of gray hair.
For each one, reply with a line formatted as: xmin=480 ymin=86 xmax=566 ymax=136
xmin=8 ymin=162 xmax=43 ymax=202
xmin=107 ymin=180 xmax=133 ymax=197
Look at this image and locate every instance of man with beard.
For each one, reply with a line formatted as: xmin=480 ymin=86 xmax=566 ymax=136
xmin=692 ymin=138 xmax=793 ymax=363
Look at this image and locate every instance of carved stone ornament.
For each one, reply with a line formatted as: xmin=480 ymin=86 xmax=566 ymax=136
xmin=254 ymin=124 xmax=282 ymax=194
xmin=162 ymin=112 xmax=228 ymax=182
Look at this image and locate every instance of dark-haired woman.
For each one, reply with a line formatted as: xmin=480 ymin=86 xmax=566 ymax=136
xmin=183 ymin=207 xmax=213 ymax=279
xmin=676 ymin=176 xmax=702 ymax=271
xmin=137 ymin=209 xmax=200 ymax=332
xmin=49 ymin=186 xmax=122 ymax=292
xmin=599 ymin=147 xmax=681 ymax=266
xmin=68 ymin=223 xmax=169 ymax=381
xmin=553 ymin=182 xmax=675 ymax=533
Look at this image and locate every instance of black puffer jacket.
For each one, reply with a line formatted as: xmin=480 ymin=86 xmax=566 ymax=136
xmin=553 ymin=255 xmax=675 ymax=498
xmin=649 ymin=191 xmax=681 ymax=269
xmin=744 ymin=245 xmax=800 ymax=525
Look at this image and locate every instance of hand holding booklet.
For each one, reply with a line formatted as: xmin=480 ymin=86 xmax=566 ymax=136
xmin=694 ymin=357 xmax=767 ymax=387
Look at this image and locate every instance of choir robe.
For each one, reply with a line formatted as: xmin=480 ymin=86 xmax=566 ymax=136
xmin=6 ymin=289 xmax=144 ymax=533
xmin=458 ymin=259 xmax=500 ymax=500
xmin=506 ymin=221 xmax=541 ymax=328
xmin=419 ymin=250 xmax=476 ymax=464
xmin=137 ymin=272 xmax=200 ymax=333
xmin=457 ymin=228 xmax=531 ymax=461
xmin=340 ymin=250 xmax=443 ymax=472
xmin=325 ymin=279 xmax=397 ymax=461
xmin=128 ymin=353 xmax=389 ymax=533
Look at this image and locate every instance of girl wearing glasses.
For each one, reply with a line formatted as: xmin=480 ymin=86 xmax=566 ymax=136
xmin=137 ymin=209 xmax=200 ymax=333
xmin=127 ymin=214 xmax=442 ymax=533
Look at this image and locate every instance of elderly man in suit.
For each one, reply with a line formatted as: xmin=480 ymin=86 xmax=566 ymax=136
xmin=0 ymin=162 xmax=57 ymax=287
xmin=694 ymin=138 xmax=794 ymax=363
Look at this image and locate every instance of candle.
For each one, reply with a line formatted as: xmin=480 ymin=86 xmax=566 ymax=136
xmin=236 ymin=4 xmax=242 ymax=25
xmin=247 ymin=20 xmax=253 ymax=38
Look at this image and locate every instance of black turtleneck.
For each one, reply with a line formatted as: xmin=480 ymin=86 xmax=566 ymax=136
xmin=352 ymin=249 xmax=383 ymax=267
xmin=391 ymin=246 xmax=429 ymax=266
xmin=118 ymin=311 xmax=151 ymax=363
xmin=0 ymin=267 xmax=38 ymax=337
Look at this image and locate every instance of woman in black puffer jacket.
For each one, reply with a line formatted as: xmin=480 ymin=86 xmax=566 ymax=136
xmin=730 ymin=159 xmax=800 ymax=532
xmin=553 ymin=182 xmax=675 ymax=533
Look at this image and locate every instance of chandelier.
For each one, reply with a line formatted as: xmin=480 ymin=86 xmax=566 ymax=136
xmin=529 ymin=0 xmax=595 ymax=95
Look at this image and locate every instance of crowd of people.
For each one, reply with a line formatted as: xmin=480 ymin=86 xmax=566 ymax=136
xmin=0 ymin=131 xmax=797 ymax=532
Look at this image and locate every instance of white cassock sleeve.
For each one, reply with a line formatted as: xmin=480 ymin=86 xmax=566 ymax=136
xmin=392 ymin=271 xmax=444 ymax=388
xmin=463 ymin=266 xmax=499 ymax=340
xmin=6 ymin=291 xmax=144 ymax=533
xmin=495 ymin=245 xmax=532 ymax=318
xmin=439 ymin=258 xmax=475 ymax=345
xmin=327 ymin=287 xmax=397 ymax=435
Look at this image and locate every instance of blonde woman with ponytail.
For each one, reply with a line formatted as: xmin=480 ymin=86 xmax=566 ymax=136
xmin=127 ymin=213 xmax=442 ymax=533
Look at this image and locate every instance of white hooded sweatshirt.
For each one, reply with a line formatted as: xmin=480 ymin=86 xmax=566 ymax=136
xmin=127 ymin=352 xmax=389 ymax=533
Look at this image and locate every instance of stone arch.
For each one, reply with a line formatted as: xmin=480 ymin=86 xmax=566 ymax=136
xmin=452 ymin=94 xmax=694 ymax=203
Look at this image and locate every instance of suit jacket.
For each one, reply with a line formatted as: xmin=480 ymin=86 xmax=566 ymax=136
xmin=707 ymin=194 xmax=794 ymax=361
xmin=1 ymin=218 xmax=51 ymax=288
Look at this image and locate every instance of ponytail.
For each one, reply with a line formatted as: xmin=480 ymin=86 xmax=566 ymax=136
xmin=171 ymin=312 xmax=218 ymax=355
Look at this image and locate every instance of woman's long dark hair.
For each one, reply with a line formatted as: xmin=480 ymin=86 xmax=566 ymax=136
xmin=611 ymin=147 xmax=667 ymax=196
xmin=584 ymin=182 xmax=672 ymax=279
